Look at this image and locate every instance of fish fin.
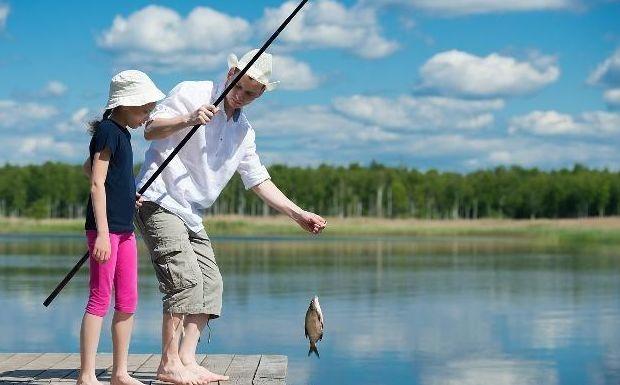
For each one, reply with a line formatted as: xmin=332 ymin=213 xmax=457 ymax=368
xmin=308 ymin=342 xmax=320 ymax=358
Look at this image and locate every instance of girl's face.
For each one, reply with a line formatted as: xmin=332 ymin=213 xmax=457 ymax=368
xmin=119 ymin=102 xmax=157 ymax=129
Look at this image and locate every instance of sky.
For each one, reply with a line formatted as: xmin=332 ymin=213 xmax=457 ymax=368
xmin=0 ymin=0 xmax=619 ymax=171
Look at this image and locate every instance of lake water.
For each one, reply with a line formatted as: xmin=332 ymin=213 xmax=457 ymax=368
xmin=0 ymin=234 xmax=619 ymax=385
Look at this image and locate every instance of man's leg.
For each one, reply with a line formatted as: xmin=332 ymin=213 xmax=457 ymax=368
xmin=134 ymin=203 xmax=202 ymax=385
xmin=179 ymin=229 xmax=227 ymax=383
xmin=179 ymin=315 xmax=228 ymax=383
xmin=157 ymin=312 xmax=200 ymax=385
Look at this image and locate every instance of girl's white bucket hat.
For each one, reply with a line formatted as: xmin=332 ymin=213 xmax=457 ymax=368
xmin=104 ymin=70 xmax=165 ymax=110
xmin=228 ymin=49 xmax=279 ymax=91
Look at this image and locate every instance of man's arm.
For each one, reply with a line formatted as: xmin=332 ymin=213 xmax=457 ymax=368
xmin=252 ymin=179 xmax=327 ymax=234
xmin=144 ymin=105 xmax=219 ymax=141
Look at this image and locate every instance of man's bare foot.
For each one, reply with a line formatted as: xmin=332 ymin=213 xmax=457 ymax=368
xmin=184 ymin=362 xmax=229 ymax=384
xmin=157 ymin=360 xmax=201 ymax=385
xmin=111 ymin=373 xmax=147 ymax=385
xmin=77 ymin=374 xmax=102 ymax=385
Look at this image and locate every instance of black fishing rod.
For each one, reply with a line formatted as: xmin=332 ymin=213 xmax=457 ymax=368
xmin=43 ymin=0 xmax=310 ymax=307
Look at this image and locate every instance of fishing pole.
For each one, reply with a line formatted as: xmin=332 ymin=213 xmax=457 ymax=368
xmin=43 ymin=0 xmax=310 ymax=307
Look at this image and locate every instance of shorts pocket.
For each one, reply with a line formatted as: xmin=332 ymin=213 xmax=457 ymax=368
xmin=151 ymin=236 xmax=199 ymax=294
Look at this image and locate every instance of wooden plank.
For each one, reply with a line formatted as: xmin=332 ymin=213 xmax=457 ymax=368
xmin=97 ymin=354 xmax=152 ymax=382
xmin=0 ymin=353 xmax=67 ymax=383
xmin=38 ymin=353 xmax=82 ymax=383
xmin=0 ymin=354 xmax=44 ymax=381
xmin=253 ymin=356 xmax=287 ymax=382
xmin=61 ymin=353 xmax=113 ymax=382
xmin=201 ymin=354 xmax=234 ymax=378
xmin=132 ymin=354 xmax=160 ymax=373
xmin=224 ymin=355 xmax=261 ymax=385
xmin=253 ymin=379 xmax=286 ymax=385
xmin=0 ymin=354 xmax=43 ymax=373
xmin=0 ymin=354 xmax=287 ymax=385
xmin=131 ymin=354 xmax=160 ymax=384
xmin=0 ymin=355 xmax=16 ymax=366
xmin=29 ymin=354 xmax=77 ymax=384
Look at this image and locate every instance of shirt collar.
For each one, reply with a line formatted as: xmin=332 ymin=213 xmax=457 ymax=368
xmin=213 ymin=80 xmax=242 ymax=123
xmin=106 ymin=118 xmax=131 ymax=139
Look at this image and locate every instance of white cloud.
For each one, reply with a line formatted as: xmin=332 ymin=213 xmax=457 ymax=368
xmin=588 ymin=49 xmax=620 ymax=88
xmin=42 ymin=81 xmax=68 ymax=97
xmin=257 ymin=0 xmax=398 ymax=59
xmin=249 ymin=103 xmax=400 ymax=165
xmin=370 ymin=0 xmax=578 ymax=16
xmin=0 ymin=135 xmax=82 ymax=164
xmin=0 ymin=3 xmax=9 ymax=30
xmin=0 ymin=100 xmax=59 ymax=127
xmin=250 ymin=100 xmax=620 ymax=169
xmin=589 ymin=49 xmax=620 ymax=108
xmin=18 ymin=136 xmax=75 ymax=156
xmin=56 ymin=108 xmax=91 ymax=133
xmin=332 ymin=94 xmax=504 ymax=130
xmin=508 ymin=110 xmax=620 ymax=136
xmin=273 ymin=56 xmax=321 ymax=90
xmin=604 ymin=88 xmax=620 ymax=107
xmin=98 ymin=5 xmax=322 ymax=85
xmin=419 ymin=50 xmax=559 ymax=97
xmin=99 ymin=5 xmax=251 ymax=72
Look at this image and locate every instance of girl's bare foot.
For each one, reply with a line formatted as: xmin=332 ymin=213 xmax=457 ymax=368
xmin=77 ymin=373 xmax=102 ymax=385
xmin=111 ymin=373 xmax=147 ymax=385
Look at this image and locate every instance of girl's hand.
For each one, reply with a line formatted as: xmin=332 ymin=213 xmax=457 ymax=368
xmin=93 ymin=234 xmax=111 ymax=263
xmin=135 ymin=193 xmax=144 ymax=208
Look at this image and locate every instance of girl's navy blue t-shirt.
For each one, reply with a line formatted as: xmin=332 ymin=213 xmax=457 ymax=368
xmin=85 ymin=119 xmax=135 ymax=233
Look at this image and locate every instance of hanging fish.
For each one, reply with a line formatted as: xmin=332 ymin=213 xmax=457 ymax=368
xmin=304 ymin=296 xmax=324 ymax=358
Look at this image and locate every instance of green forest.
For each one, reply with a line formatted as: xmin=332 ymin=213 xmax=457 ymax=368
xmin=0 ymin=162 xmax=617 ymax=220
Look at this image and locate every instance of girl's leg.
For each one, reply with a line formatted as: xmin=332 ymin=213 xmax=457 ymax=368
xmin=79 ymin=231 xmax=120 ymax=385
xmin=111 ymin=233 xmax=143 ymax=385
xmin=78 ymin=313 xmax=104 ymax=385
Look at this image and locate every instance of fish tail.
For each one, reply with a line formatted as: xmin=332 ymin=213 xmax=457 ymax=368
xmin=308 ymin=342 xmax=320 ymax=358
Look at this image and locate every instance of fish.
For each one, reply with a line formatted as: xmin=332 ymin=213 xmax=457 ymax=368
xmin=304 ymin=295 xmax=324 ymax=358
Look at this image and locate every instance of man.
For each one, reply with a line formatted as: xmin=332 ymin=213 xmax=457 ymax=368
xmin=134 ymin=49 xmax=327 ymax=385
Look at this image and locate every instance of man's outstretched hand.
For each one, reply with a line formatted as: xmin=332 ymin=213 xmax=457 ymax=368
xmin=294 ymin=211 xmax=327 ymax=235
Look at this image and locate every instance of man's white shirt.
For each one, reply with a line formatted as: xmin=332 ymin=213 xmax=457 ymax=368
xmin=136 ymin=80 xmax=270 ymax=233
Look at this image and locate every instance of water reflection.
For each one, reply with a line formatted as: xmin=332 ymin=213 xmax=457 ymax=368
xmin=0 ymin=234 xmax=619 ymax=385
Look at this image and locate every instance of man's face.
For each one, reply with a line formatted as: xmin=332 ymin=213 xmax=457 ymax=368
xmin=225 ymin=69 xmax=265 ymax=110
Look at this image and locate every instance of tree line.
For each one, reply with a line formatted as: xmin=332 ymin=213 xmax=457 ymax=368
xmin=0 ymin=162 xmax=617 ymax=219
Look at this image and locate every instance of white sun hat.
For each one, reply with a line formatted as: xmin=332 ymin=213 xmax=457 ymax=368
xmin=228 ymin=49 xmax=279 ymax=91
xmin=104 ymin=70 xmax=165 ymax=110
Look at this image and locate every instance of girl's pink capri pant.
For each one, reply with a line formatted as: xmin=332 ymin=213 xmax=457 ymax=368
xmin=85 ymin=230 xmax=138 ymax=317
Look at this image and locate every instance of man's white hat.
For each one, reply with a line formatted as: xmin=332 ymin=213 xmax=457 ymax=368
xmin=228 ymin=49 xmax=279 ymax=91
xmin=104 ymin=70 xmax=165 ymax=110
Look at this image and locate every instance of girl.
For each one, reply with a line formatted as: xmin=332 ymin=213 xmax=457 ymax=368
xmin=79 ymin=70 xmax=164 ymax=385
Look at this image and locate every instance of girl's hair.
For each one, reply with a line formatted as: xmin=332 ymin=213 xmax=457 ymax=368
xmin=88 ymin=109 xmax=113 ymax=136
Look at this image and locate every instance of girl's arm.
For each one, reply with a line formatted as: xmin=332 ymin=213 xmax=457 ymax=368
xmin=82 ymin=157 xmax=91 ymax=178
xmin=90 ymin=148 xmax=111 ymax=263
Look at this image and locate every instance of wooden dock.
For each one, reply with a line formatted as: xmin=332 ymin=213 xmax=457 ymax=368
xmin=0 ymin=353 xmax=287 ymax=385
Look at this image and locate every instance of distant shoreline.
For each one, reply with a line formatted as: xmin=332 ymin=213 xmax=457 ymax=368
xmin=2 ymin=216 xmax=620 ymax=246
